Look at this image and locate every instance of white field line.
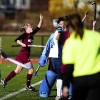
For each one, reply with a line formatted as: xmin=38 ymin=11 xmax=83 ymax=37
xmin=0 ymin=80 xmax=42 ymax=100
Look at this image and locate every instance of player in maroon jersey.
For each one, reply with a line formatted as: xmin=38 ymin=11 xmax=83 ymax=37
xmin=1 ymin=14 xmax=43 ymax=91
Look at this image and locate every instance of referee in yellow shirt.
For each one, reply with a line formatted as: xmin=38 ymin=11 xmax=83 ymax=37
xmin=62 ymin=13 xmax=100 ymax=100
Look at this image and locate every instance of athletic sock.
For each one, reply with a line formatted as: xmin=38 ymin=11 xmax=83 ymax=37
xmin=26 ymin=74 xmax=32 ymax=87
xmin=5 ymin=71 xmax=16 ymax=82
xmin=56 ymin=79 xmax=63 ymax=97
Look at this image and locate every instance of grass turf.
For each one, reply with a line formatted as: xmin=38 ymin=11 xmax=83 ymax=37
xmin=0 ymin=63 xmax=56 ymax=100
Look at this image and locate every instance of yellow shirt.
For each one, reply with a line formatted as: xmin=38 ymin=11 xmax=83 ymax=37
xmin=62 ymin=29 xmax=100 ymax=77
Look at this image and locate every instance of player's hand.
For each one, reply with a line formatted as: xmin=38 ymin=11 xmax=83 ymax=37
xmin=0 ymin=50 xmax=7 ymax=59
xmin=1 ymin=55 xmax=4 ymax=59
xmin=21 ymin=44 xmax=26 ymax=47
xmin=40 ymin=14 xmax=43 ymax=20
xmin=0 ymin=55 xmax=7 ymax=60
xmin=93 ymin=20 xmax=96 ymax=27
xmin=56 ymin=26 xmax=63 ymax=33
xmin=85 ymin=11 xmax=88 ymax=16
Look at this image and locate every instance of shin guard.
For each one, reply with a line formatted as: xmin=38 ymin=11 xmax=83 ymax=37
xmin=39 ymin=70 xmax=57 ymax=98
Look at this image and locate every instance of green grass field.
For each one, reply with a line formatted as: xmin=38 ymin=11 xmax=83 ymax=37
xmin=0 ymin=62 xmax=56 ymax=100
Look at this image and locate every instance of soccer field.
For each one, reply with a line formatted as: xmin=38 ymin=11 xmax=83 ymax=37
xmin=0 ymin=62 xmax=56 ymax=100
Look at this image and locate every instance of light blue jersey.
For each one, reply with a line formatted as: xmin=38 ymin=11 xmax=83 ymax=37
xmin=42 ymin=33 xmax=54 ymax=56
xmin=42 ymin=31 xmax=62 ymax=58
xmin=49 ymin=31 xmax=62 ymax=58
xmin=38 ymin=34 xmax=54 ymax=67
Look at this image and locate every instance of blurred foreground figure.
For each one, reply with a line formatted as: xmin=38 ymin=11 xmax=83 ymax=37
xmin=62 ymin=13 xmax=100 ymax=100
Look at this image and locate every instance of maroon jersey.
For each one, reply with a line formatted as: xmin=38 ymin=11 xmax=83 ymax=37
xmin=61 ymin=30 xmax=70 ymax=74
xmin=15 ymin=27 xmax=40 ymax=64
xmin=19 ymin=33 xmax=33 ymax=53
xmin=61 ymin=30 xmax=70 ymax=45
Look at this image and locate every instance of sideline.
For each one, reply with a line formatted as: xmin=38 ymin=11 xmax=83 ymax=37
xmin=0 ymin=80 xmax=42 ymax=100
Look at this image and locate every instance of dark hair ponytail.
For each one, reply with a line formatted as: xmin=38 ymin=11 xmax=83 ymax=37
xmin=20 ymin=27 xmax=25 ymax=32
xmin=20 ymin=23 xmax=28 ymax=32
xmin=68 ymin=14 xmax=84 ymax=39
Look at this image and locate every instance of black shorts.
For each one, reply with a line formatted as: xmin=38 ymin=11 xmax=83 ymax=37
xmin=73 ymin=72 xmax=100 ymax=100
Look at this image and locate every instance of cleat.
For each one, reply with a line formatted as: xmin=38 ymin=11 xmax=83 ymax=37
xmin=1 ymin=79 xmax=7 ymax=88
xmin=25 ymin=85 xmax=36 ymax=91
xmin=55 ymin=96 xmax=62 ymax=100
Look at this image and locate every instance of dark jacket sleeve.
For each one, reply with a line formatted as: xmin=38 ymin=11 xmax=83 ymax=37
xmin=63 ymin=64 xmax=74 ymax=88
xmin=15 ymin=33 xmax=27 ymax=42
xmin=31 ymin=27 xmax=40 ymax=35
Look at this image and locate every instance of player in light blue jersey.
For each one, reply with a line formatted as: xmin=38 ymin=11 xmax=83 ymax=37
xmin=48 ymin=17 xmax=65 ymax=100
xmin=38 ymin=18 xmax=64 ymax=100
xmin=38 ymin=17 xmax=65 ymax=100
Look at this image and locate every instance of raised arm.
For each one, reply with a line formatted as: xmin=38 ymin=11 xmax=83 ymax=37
xmin=82 ymin=11 xmax=88 ymax=23
xmin=37 ymin=14 xmax=43 ymax=28
xmin=55 ymin=27 xmax=63 ymax=40
xmin=92 ymin=20 xmax=96 ymax=31
xmin=31 ymin=14 xmax=43 ymax=35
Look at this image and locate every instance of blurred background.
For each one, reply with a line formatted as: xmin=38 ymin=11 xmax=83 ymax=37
xmin=0 ymin=0 xmax=100 ymax=57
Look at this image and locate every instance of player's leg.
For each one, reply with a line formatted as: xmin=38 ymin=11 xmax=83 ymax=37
xmin=51 ymin=58 xmax=62 ymax=100
xmin=72 ymin=77 xmax=88 ymax=100
xmin=1 ymin=65 xmax=23 ymax=88
xmin=88 ymin=88 xmax=100 ymax=100
xmin=25 ymin=62 xmax=35 ymax=91
xmin=39 ymin=70 xmax=57 ymax=98
xmin=38 ymin=58 xmax=57 ymax=97
xmin=68 ymin=82 xmax=73 ymax=100
xmin=88 ymin=72 xmax=100 ymax=100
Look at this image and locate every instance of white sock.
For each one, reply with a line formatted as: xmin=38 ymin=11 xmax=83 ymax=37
xmin=56 ymin=79 xmax=62 ymax=97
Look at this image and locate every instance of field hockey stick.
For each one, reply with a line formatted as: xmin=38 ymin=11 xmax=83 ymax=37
xmin=92 ymin=2 xmax=96 ymax=21
xmin=34 ymin=65 xmax=40 ymax=78
xmin=0 ymin=50 xmax=31 ymax=69
xmin=12 ymin=45 xmax=45 ymax=48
